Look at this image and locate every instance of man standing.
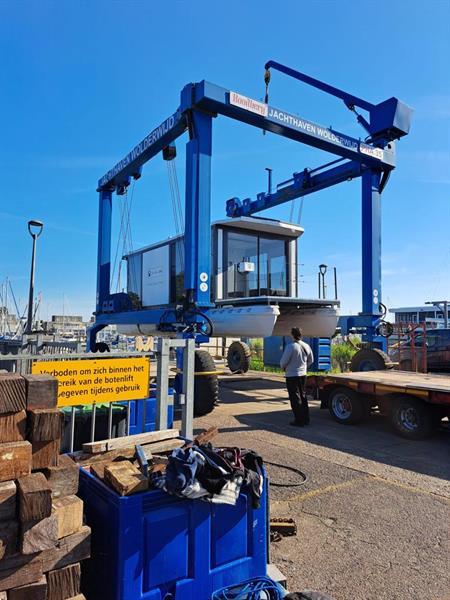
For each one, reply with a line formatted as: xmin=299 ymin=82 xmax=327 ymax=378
xmin=280 ymin=327 xmax=314 ymax=426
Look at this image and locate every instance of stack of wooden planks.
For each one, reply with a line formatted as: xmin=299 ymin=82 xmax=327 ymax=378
xmin=71 ymin=426 xmax=218 ymax=497
xmin=0 ymin=373 xmax=89 ymax=599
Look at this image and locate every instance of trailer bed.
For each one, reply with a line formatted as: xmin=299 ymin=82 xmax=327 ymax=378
xmin=312 ymin=370 xmax=450 ymax=399
xmin=309 ymin=370 xmax=450 ymax=439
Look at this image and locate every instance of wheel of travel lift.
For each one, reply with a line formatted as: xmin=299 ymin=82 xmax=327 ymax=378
xmin=92 ymin=342 xmax=110 ymax=353
xmin=328 ymin=386 xmax=367 ymax=424
xmin=227 ymin=341 xmax=251 ymax=374
xmin=350 ymin=348 xmax=392 ymax=372
xmin=193 ymin=350 xmax=219 ymax=417
xmin=389 ymin=395 xmax=433 ymax=440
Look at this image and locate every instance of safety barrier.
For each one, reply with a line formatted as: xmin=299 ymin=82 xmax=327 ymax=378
xmin=0 ymin=338 xmax=195 ymax=450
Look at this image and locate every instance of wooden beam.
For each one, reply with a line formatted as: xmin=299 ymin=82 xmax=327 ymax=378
xmin=40 ymin=525 xmax=90 ymax=573
xmin=0 ymin=553 xmax=43 ymax=592
xmin=47 ymin=563 xmax=81 ymax=600
xmin=104 ymin=461 xmax=148 ymax=496
xmin=0 ymin=480 xmax=16 ymax=522
xmin=23 ymin=375 xmax=58 ymax=410
xmin=8 ymin=575 xmax=47 ymax=600
xmin=73 ymin=437 xmax=183 ymax=467
xmin=52 ymin=496 xmax=83 ymax=539
xmin=32 ymin=440 xmax=60 ymax=470
xmin=43 ymin=454 xmax=79 ymax=499
xmin=82 ymin=428 xmax=179 ymax=454
xmin=0 ymin=441 xmax=31 ymax=483
xmin=0 ymin=374 xmax=26 ymax=413
xmin=17 ymin=473 xmax=52 ymax=522
xmin=0 ymin=520 xmax=19 ymax=560
xmin=0 ymin=410 xmax=27 ymax=442
xmin=28 ymin=409 xmax=63 ymax=442
xmin=21 ymin=512 xmax=58 ymax=555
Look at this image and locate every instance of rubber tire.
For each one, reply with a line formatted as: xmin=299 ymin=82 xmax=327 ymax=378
xmin=227 ymin=341 xmax=251 ymax=374
xmin=193 ymin=350 xmax=219 ymax=417
xmin=351 ymin=348 xmax=392 ymax=372
xmin=92 ymin=342 xmax=110 ymax=353
xmin=328 ymin=386 xmax=366 ymax=424
xmin=389 ymin=395 xmax=433 ymax=440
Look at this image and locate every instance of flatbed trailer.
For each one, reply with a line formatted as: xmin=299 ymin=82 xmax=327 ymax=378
xmin=308 ymin=370 xmax=450 ymax=439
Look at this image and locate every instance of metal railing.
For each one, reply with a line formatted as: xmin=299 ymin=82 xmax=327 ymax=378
xmin=0 ymin=338 xmax=195 ymax=451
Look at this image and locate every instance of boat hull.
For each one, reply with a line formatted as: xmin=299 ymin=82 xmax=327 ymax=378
xmin=273 ymin=306 xmax=338 ymax=338
xmin=117 ymin=302 xmax=338 ymax=339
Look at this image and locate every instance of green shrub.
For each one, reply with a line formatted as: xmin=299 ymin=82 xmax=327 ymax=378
xmin=332 ymin=341 xmax=358 ymax=372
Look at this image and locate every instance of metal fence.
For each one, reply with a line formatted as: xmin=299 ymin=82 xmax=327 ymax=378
xmin=0 ymin=338 xmax=195 ymax=452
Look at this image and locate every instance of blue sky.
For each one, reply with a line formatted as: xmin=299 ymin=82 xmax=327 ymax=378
xmin=1 ymin=0 xmax=449 ymax=321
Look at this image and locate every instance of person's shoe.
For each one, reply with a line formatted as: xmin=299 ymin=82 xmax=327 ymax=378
xmin=290 ymin=421 xmax=304 ymax=427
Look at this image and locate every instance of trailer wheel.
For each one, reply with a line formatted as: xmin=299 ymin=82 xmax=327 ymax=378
xmin=194 ymin=350 xmax=219 ymax=416
xmin=351 ymin=348 xmax=392 ymax=372
xmin=227 ymin=341 xmax=251 ymax=374
xmin=390 ymin=395 xmax=433 ymax=439
xmin=328 ymin=386 xmax=366 ymax=424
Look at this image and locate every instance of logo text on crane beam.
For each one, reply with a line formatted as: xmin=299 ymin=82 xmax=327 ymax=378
xmin=99 ymin=113 xmax=178 ymax=188
xmin=229 ymin=92 xmax=268 ymax=117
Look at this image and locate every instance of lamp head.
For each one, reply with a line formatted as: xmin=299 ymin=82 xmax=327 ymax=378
xmin=319 ymin=263 xmax=328 ymax=275
xmin=28 ymin=220 xmax=44 ymax=238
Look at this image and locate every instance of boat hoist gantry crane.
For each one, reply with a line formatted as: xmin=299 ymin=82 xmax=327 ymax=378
xmin=89 ymin=61 xmax=412 ymax=381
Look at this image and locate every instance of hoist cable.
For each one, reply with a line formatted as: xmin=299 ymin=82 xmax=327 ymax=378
xmin=111 ymin=195 xmax=129 ymax=290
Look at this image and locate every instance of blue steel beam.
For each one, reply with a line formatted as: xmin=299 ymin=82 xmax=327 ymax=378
xmin=226 ymin=160 xmax=367 ymax=217
xmin=98 ymin=110 xmax=188 ymax=192
xmin=97 ymin=79 xmax=396 ymax=198
xmin=184 ymin=110 xmax=213 ymax=307
xmin=265 ymin=60 xmax=375 ymax=113
xmin=192 ymin=82 xmax=395 ymax=170
xmin=96 ymin=190 xmax=112 ymax=313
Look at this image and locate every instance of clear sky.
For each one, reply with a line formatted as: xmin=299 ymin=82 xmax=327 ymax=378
xmin=1 ymin=0 xmax=449 ymax=321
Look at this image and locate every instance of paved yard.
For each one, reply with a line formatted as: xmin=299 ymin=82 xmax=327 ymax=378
xmin=192 ymin=374 xmax=450 ymax=600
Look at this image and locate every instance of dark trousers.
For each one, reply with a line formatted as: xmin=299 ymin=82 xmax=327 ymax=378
xmin=286 ymin=376 xmax=309 ymax=424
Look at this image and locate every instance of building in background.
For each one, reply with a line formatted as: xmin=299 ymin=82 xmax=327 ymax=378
xmin=390 ymin=305 xmax=449 ymax=327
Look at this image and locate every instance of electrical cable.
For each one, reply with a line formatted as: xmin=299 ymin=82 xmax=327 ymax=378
xmin=264 ymin=460 xmax=308 ymax=487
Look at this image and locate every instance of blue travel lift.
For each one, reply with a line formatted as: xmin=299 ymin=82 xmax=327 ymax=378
xmin=88 ymin=61 xmax=412 ymax=383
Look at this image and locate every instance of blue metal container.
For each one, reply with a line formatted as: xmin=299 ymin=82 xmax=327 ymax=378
xmin=79 ymin=468 xmax=268 ymax=600
xmin=263 ymin=335 xmax=331 ymax=371
xmin=127 ymin=391 xmax=174 ymax=436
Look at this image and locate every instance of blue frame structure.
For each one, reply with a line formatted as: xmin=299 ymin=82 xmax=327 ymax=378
xmin=89 ymin=62 xmax=412 ymax=350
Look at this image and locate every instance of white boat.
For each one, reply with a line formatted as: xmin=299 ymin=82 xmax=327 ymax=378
xmin=120 ymin=216 xmax=340 ymax=339
xmin=118 ymin=304 xmax=280 ymax=339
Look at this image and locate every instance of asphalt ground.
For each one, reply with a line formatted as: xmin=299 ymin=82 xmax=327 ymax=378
xmin=191 ymin=373 xmax=450 ymax=600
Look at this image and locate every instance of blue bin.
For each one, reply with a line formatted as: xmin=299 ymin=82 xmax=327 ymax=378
xmin=79 ymin=468 xmax=268 ymax=600
xmin=127 ymin=388 xmax=174 ymax=436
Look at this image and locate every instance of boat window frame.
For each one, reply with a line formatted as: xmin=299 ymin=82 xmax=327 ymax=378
xmin=220 ymin=225 xmax=290 ymax=299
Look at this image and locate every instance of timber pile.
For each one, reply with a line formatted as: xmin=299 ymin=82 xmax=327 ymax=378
xmin=0 ymin=373 xmax=89 ymax=598
xmin=71 ymin=427 xmax=218 ymax=497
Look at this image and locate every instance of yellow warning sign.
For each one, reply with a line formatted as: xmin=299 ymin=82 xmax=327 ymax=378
xmin=31 ymin=357 xmax=150 ymax=407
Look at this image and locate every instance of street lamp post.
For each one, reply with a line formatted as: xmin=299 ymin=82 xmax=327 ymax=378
xmin=318 ymin=263 xmax=328 ymax=299
xmin=26 ymin=220 xmax=44 ymax=335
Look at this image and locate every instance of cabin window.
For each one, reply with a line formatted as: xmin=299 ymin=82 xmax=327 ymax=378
xmin=223 ymin=229 xmax=288 ymax=298
xmin=259 ymin=237 xmax=287 ymax=296
xmin=225 ymin=232 xmax=259 ymax=298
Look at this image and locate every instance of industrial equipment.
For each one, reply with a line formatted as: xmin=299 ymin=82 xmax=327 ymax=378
xmin=89 ymin=61 xmax=412 ymax=411
xmin=119 ymin=217 xmax=339 ymax=339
